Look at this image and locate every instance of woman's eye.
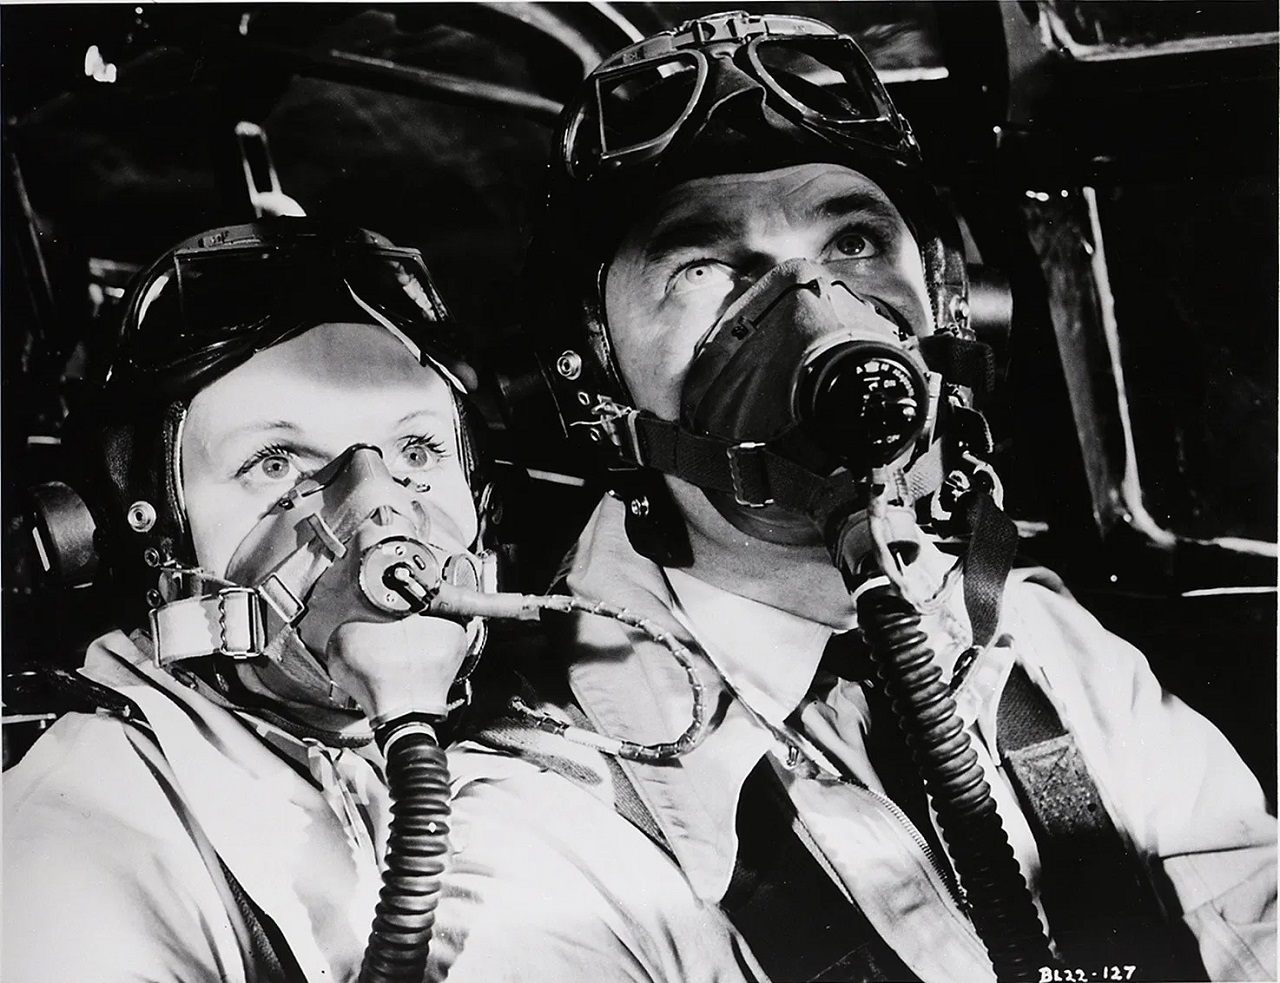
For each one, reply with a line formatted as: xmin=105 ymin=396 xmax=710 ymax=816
xmin=395 ymin=436 xmax=447 ymax=475
xmin=259 ymin=454 xmax=293 ymax=480
xmin=238 ymin=448 xmax=298 ymax=483
xmin=830 ymin=231 xmax=877 ymax=259
xmin=670 ymin=261 xmax=734 ymax=295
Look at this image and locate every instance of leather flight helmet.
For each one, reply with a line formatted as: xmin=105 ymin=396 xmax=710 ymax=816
xmin=33 ymin=218 xmax=490 ymax=625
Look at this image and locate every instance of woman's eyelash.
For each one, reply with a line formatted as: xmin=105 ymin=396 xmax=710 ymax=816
xmin=236 ymin=443 xmax=293 ymax=477
xmin=404 ymin=434 xmax=449 ymax=457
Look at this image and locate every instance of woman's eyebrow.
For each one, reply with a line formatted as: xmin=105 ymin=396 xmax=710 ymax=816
xmin=392 ymin=408 xmax=449 ymax=429
xmin=215 ymin=420 xmax=302 ymax=447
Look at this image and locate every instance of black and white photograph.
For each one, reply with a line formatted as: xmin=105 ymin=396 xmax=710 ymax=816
xmin=1 ymin=3 xmax=1276 ymax=981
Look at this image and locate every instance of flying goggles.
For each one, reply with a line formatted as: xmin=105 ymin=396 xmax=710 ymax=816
xmin=562 ymin=10 xmax=920 ymax=181
xmin=106 ymin=221 xmax=470 ymax=402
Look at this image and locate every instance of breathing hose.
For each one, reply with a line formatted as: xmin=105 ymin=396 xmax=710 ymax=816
xmin=352 ymin=558 xmax=715 ymax=982
xmin=856 ymin=579 xmax=1055 ymax=982
xmin=359 ymin=719 xmax=451 ymax=983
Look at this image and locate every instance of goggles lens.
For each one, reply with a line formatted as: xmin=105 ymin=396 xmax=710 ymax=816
xmin=568 ymin=52 xmax=704 ymax=174
xmin=116 ymin=240 xmax=461 ymax=392
xmin=749 ymin=37 xmax=893 ymax=124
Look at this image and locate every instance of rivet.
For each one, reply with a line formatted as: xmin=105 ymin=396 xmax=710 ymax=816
xmin=127 ymin=500 xmax=157 ymax=533
xmin=628 ymin=496 xmax=650 ymax=518
xmin=587 ymin=430 xmax=601 ymax=443
xmin=145 ymin=589 xmax=163 ymax=608
xmin=576 ymin=391 xmax=592 ymax=406
xmin=948 ymin=295 xmax=970 ymax=327
xmin=142 ymin=547 xmax=162 ymax=568
xmin=556 ymin=351 xmax=583 ymax=380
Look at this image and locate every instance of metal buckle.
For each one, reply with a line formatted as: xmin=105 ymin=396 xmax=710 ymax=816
xmin=217 ymin=586 xmax=265 ymax=659
xmin=576 ymin=397 xmax=646 ymax=465
xmin=726 ymin=441 xmax=774 ymax=507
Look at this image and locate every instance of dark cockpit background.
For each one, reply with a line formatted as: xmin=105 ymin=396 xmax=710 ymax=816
xmin=3 ymin=2 xmax=1275 ymax=803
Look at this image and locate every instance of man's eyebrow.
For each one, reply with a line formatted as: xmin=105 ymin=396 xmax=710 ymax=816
xmin=809 ymin=188 xmax=897 ymax=223
xmin=642 ymin=215 xmax=742 ymax=268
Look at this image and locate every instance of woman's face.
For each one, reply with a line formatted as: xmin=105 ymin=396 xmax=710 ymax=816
xmin=180 ymin=321 xmax=478 ymax=579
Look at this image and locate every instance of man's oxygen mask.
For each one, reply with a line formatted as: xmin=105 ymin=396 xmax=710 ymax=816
xmin=680 ymin=259 xmax=931 ymax=544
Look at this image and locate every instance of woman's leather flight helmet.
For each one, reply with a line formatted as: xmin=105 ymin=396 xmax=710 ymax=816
xmin=524 ymin=10 xmax=977 ymax=566
xmin=57 ymin=218 xmax=491 ymax=628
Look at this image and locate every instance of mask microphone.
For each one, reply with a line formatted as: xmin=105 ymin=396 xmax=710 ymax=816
xmin=795 ymin=338 xmax=929 ymax=473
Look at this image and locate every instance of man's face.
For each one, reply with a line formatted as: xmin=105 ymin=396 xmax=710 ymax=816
xmin=181 ymin=321 xmax=478 ymax=579
xmin=604 ymin=163 xmax=932 ymax=420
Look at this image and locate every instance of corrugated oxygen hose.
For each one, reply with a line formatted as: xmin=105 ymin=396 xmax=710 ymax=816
xmin=359 ymin=721 xmax=451 ymax=983
xmin=856 ymin=580 xmax=1056 ymax=982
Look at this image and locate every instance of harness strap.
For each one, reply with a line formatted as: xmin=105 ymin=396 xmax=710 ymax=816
xmin=217 ymin=856 xmax=309 ymax=983
xmin=562 ymin=702 xmax=674 ymax=856
xmin=28 ymin=666 xmax=307 ymax=982
xmin=997 ymin=665 xmax=1205 ymax=980
xmin=722 ymin=756 xmax=921 ymax=982
xmin=962 ymin=490 xmax=1020 ymax=649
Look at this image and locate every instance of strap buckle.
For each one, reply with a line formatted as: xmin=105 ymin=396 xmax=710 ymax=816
xmin=213 ymin=586 xmax=266 ymax=659
xmin=149 ymin=586 xmax=266 ymax=666
xmin=726 ymin=441 xmax=774 ymax=507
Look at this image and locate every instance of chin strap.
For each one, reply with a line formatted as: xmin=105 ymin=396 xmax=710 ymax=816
xmin=580 ymin=333 xmax=994 ymax=529
xmin=582 ymin=396 xmax=956 ymax=525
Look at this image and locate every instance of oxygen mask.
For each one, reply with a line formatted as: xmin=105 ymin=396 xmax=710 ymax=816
xmin=680 ymin=259 xmax=930 ymax=543
xmin=153 ymin=444 xmax=490 ymax=726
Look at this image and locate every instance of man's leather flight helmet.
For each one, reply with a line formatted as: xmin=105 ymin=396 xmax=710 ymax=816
xmin=523 ymin=10 xmax=977 ymax=566
xmin=32 ymin=218 xmax=490 ymax=627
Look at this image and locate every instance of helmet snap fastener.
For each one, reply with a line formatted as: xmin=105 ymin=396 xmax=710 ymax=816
xmin=127 ymin=501 xmax=157 ymax=533
xmin=556 ymin=351 xmax=583 ymax=380
xmin=628 ymin=496 xmax=650 ymax=518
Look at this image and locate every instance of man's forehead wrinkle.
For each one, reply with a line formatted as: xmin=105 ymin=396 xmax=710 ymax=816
xmin=642 ymin=211 xmax=745 ymax=268
xmin=809 ymin=188 xmax=898 ymax=223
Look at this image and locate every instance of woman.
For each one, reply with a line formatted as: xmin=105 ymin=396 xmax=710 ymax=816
xmin=4 ymin=219 xmax=502 ymax=981
xmin=3 ymin=218 xmax=767 ymax=983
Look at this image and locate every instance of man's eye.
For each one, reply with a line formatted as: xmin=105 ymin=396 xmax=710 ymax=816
xmin=670 ymin=261 xmax=734 ymax=294
xmin=830 ymin=232 xmax=877 ymax=259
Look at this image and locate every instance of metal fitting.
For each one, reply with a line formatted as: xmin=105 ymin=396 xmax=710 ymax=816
xmin=628 ymin=496 xmax=650 ymax=518
xmin=127 ymin=501 xmax=157 ymax=533
xmin=556 ymin=351 xmax=583 ymax=380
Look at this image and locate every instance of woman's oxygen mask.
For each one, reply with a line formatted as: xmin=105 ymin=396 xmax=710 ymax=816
xmin=679 ymin=259 xmax=933 ymax=548
xmin=148 ymin=444 xmax=492 ymax=727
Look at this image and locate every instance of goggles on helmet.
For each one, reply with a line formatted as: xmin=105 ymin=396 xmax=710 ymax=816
xmin=562 ymin=10 xmax=919 ymax=182
xmin=107 ymin=221 xmax=469 ymax=402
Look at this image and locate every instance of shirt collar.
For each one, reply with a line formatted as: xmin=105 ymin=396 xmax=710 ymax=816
xmin=663 ymin=566 xmax=837 ymax=726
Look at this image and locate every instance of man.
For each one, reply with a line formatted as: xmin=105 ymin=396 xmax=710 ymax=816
xmin=501 ymin=11 xmax=1275 ymax=982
